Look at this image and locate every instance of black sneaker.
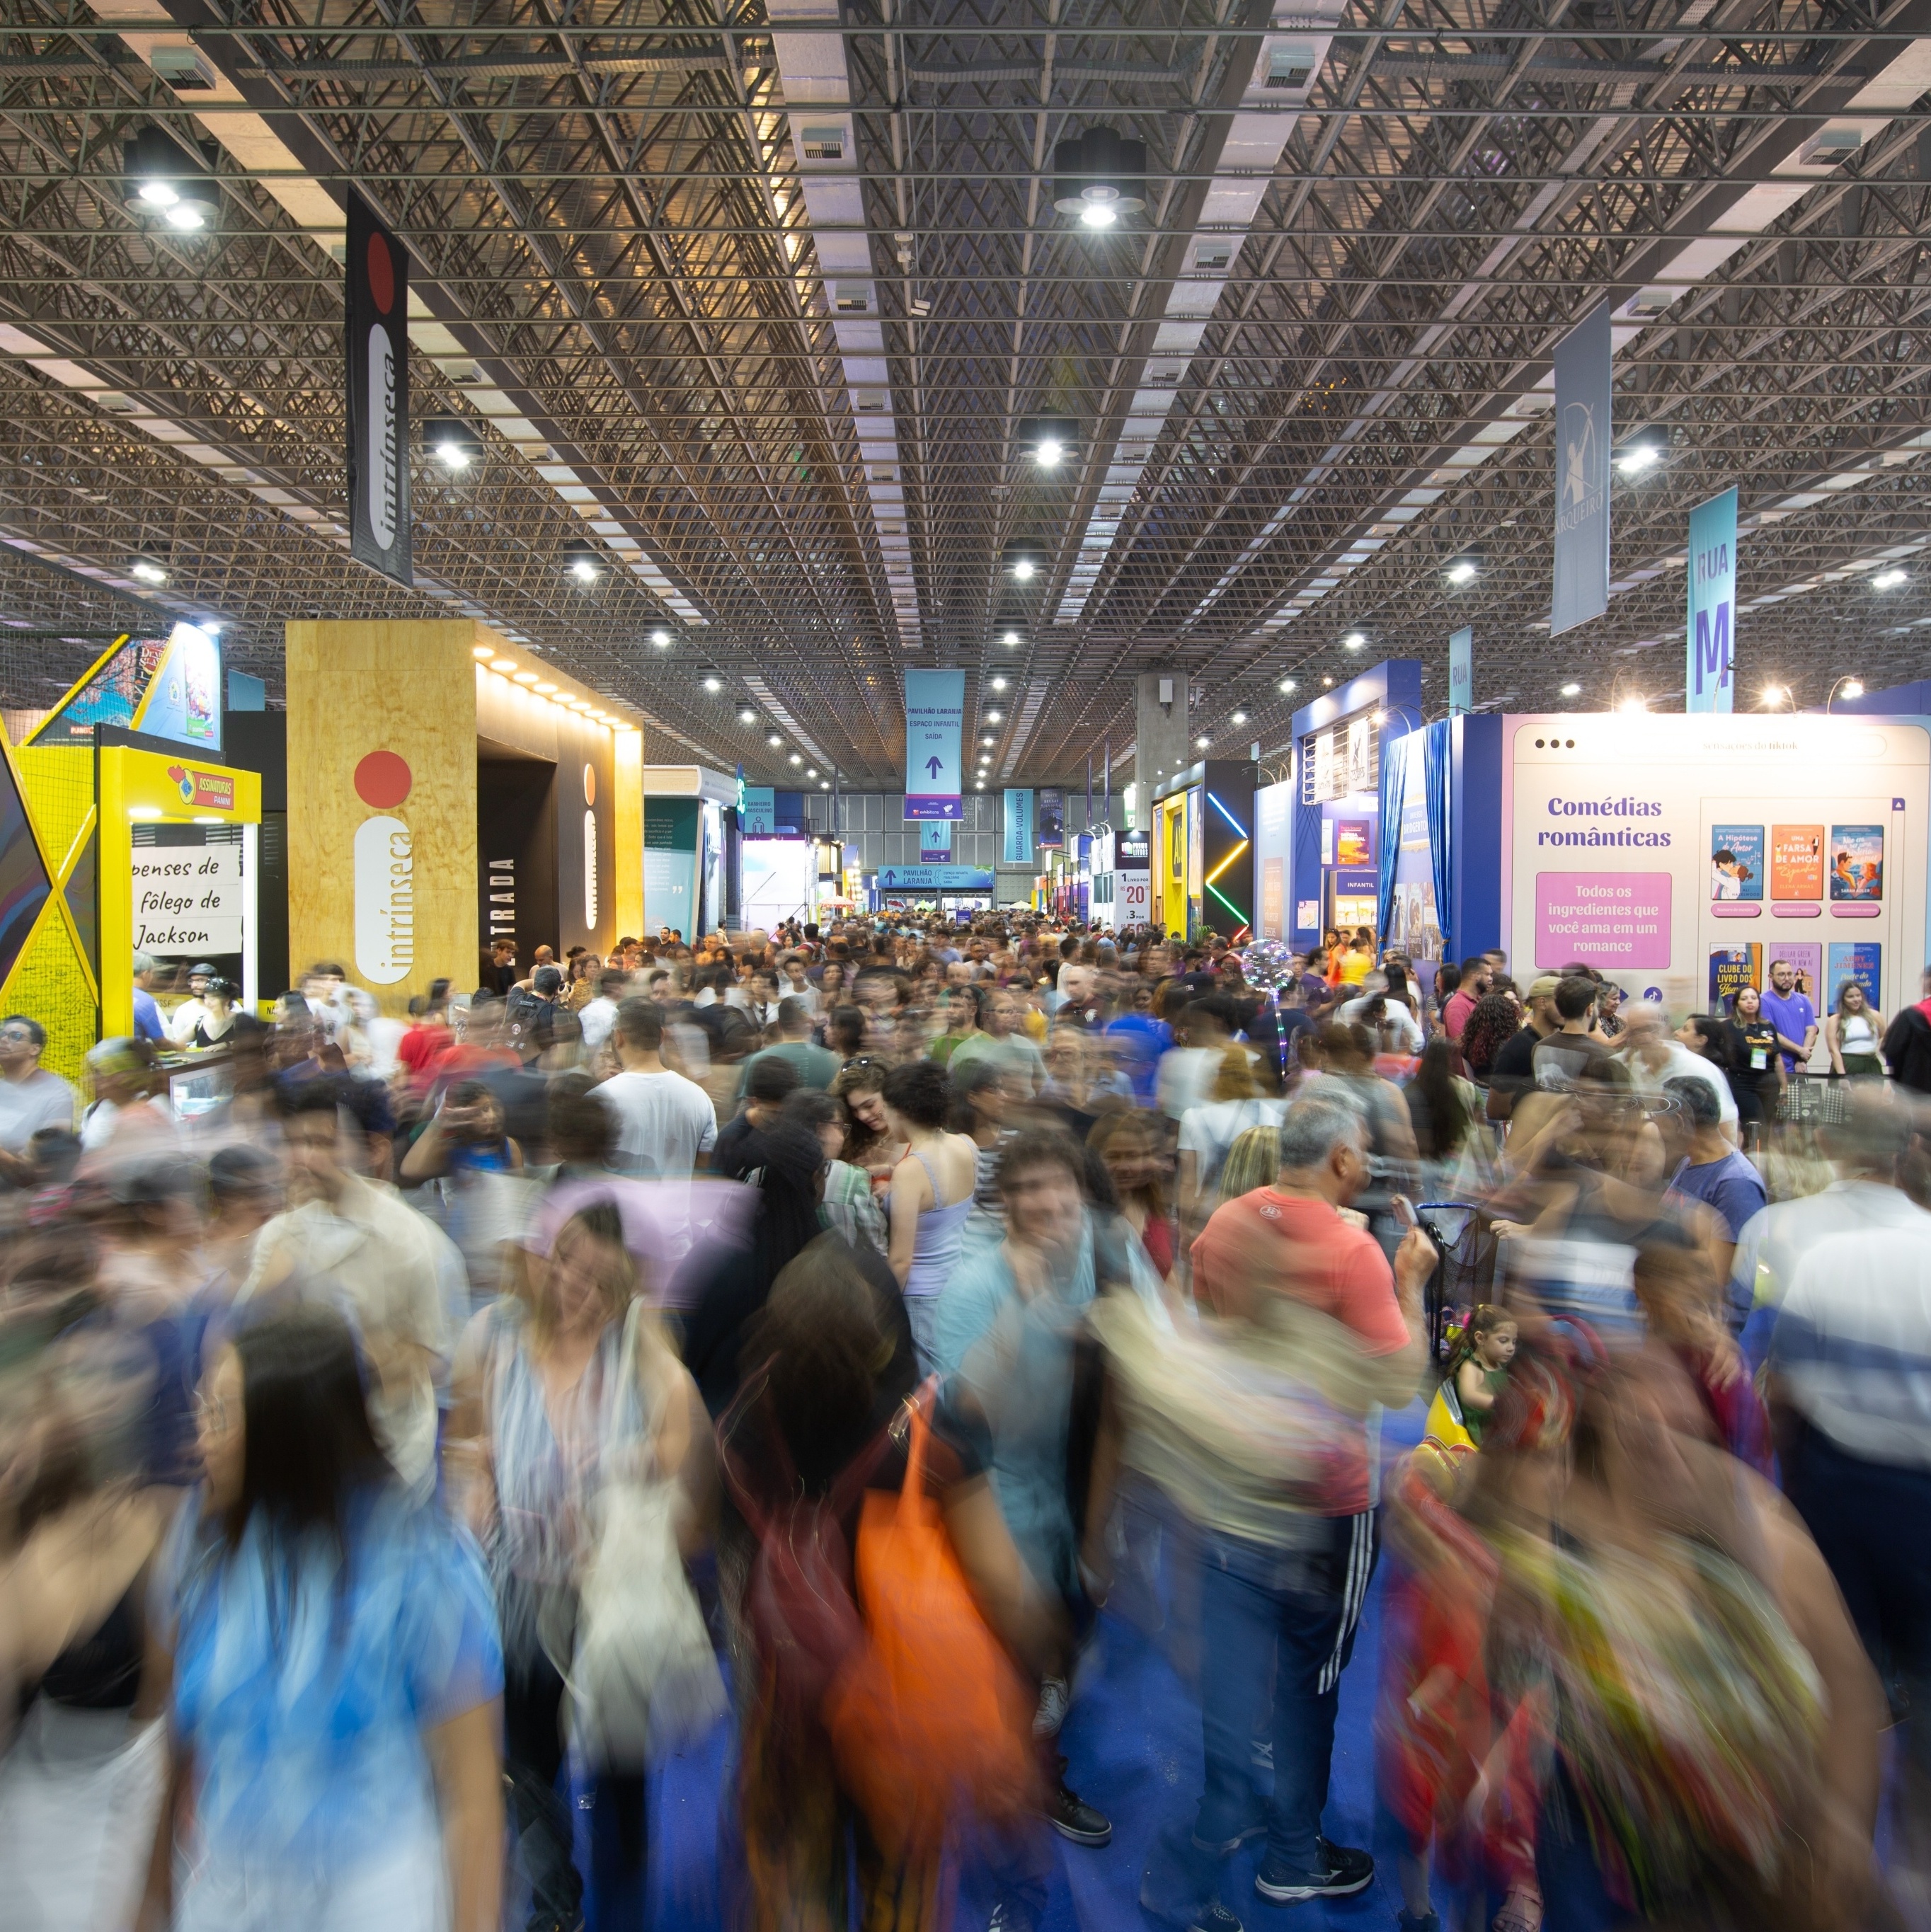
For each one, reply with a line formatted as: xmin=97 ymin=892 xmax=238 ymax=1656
xmin=1044 ymin=1771 xmax=1112 ymax=1846
xmin=1253 ymin=1839 xmax=1374 ymax=1902
xmin=1190 ymin=1906 xmax=1244 ymax=1932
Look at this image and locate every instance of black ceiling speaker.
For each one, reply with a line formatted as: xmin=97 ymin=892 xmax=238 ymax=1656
xmin=1052 ymin=127 xmax=1147 ymax=229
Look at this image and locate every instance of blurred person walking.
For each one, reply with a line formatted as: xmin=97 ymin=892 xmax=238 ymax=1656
xmin=134 ymin=1305 xmax=503 ymax=1932
xmin=882 ymin=1060 xmax=977 ymax=1371
xmin=449 ymin=1202 xmax=705 ymax=1932
xmin=240 ymin=1083 xmax=459 ymax=1498
xmin=1172 ymin=1091 xmax=1435 ymax=1912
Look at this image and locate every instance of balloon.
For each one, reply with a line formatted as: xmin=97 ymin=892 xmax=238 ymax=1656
xmin=1237 ymin=939 xmax=1295 ymax=991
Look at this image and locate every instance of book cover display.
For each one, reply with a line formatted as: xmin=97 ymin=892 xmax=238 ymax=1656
xmin=1710 ymin=824 xmax=1763 ymax=901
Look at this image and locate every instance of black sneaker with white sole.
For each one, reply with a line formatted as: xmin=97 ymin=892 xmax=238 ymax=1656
xmin=1043 ymin=1772 xmax=1112 ymax=1846
xmin=1190 ymin=1905 xmax=1244 ymax=1932
xmin=1252 ymin=1838 xmax=1374 ymax=1902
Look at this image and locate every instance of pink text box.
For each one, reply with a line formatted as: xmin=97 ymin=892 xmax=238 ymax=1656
xmin=1535 ymin=870 xmax=1673 ymax=969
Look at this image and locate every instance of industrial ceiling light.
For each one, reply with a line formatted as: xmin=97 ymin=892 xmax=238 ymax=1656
xmin=807 ymin=766 xmax=818 ymax=777
xmin=161 ymin=174 xmax=219 ymax=231
xmin=703 ymin=675 xmax=722 ymax=692
xmin=1017 ymin=416 xmax=1078 ymax=468
xmin=820 ymin=781 xmax=831 ymax=790
xmin=975 ymin=781 xmax=986 ymax=790
xmin=980 ymin=735 xmax=996 ymax=747
xmin=1446 ymin=558 xmax=1478 ymax=586
xmin=1052 ymin=127 xmax=1147 ymax=229
xmin=1561 ymin=682 xmax=1581 ymax=696
xmin=1004 ymin=540 xmax=1045 ymax=584
xmin=1230 ymin=710 xmax=1248 ymax=724
xmin=651 ymin=627 xmax=673 ymax=646
xmin=767 ymin=732 xmax=784 ymax=747
xmin=1618 ymin=695 xmax=1648 ymax=714
xmin=1003 ymin=630 xmax=1021 ymax=647
xmin=128 ymin=553 xmax=168 ymax=585
xmin=1616 ymin=442 xmax=1663 ymax=475
xmin=990 ymin=677 xmax=1008 ymax=691
xmin=986 ymin=709 xmax=1003 ymax=723
xmin=1342 ymin=631 xmax=1365 ymax=650
xmin=124 ymin=127 xmax=213 ymax=227
xmin=1196 ymin=735 xmax=1211 ymax=749
xmin=423 ymin=418 xmax=480 ymax=470
xmin=789 ymin=752 xmax=803 ymax=766
xmin=1841 ymin=679 xmax=1864 ymax=699
xmin=1874 ymin=568 xmax=1909 ymax=590
xmin=561 ymin=539 xmax=600 ymax=583
xmin=738 ymin=707 xmax=756 ymax=723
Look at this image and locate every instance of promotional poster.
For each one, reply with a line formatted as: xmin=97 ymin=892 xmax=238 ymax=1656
xmin=1503 ymin=713 xmax=1928 ymax=1018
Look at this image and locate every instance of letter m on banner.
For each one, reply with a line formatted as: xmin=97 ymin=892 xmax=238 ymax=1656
xmin=1685 ymin=487 xmax=1737 ymax=714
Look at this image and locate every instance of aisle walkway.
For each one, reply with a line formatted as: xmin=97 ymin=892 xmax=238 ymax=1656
xmin=628 ymin=1402 xmax=1430 ymax=1932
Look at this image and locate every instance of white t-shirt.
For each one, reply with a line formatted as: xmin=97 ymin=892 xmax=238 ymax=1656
xmin=0 ymin=1067 xmax=78 ymax=1154
xmin=1177 ymin=1096 xmax=1288 ymax=1192
xmin=597 ymin=1068 xmax=718 ymax=1179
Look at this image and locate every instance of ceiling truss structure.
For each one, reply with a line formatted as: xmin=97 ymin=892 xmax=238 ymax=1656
xmin=0 ymin=0 xmax=1925 ymax=785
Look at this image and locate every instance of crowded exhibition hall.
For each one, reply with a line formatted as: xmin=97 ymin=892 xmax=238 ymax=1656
xmin=4 ymin=5 xmax=1931 ymax=1931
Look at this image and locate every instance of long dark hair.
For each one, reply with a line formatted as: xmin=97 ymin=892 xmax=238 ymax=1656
xmin=1460 ymin=993 xmax=1522 ymax=1080
xmin=1407 ymin=1035 xmax=1472 ymax=1159
xmin=224 ymin=1304 xmax=391 ymax=1558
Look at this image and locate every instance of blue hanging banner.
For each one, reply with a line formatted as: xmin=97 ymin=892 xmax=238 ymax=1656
xmin=1038 ymin=787 xmax=1065 ymax=849
xmin=1002 ymin=788 xmax=1034 ymax=863
xmin=919 ymin=818 xmax=953 ymax=861
xmin=1448 ymin=626 xmax=1472 ymax=715
xmin=903 ymin=669 xmax=964 ymax=820
xmin=1686 ymin=486 xmax=1737 ymax=713
xmin=1552 ymin=300 xmax=1611 ymax=636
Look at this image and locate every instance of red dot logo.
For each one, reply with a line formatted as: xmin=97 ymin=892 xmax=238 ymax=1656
xmin=366 ymin=232 xmax=395 ymax=315
xmin=354 ymin=748 xmax=412 ymax=809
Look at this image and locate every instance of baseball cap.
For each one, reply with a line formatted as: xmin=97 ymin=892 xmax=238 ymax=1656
xmin=1526 ymin=972 xmax=1564 ymax=1001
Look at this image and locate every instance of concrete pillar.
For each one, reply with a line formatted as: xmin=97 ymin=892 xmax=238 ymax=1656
xmin=1135 ymin=671 xmax=1191 ymax=822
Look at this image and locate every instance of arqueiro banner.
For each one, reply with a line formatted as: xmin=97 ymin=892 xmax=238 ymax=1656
xmin=1551 ymin=299 xmax=1610 ymax=636
xmin=1002 ymin=788 xmax=1034 ymax=863
xmin=903 ymin=669 xmax=963 ymax=820
xmin=346 ymin=190 xmax=412 ymax=586
xmin=1687 ymin=486 xmax=1737 ymax=713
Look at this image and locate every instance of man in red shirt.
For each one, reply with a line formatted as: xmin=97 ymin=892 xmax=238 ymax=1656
xmin=1182 ymin=1088 xmax=1433 ymax=1913
xmin=1440 ymin=955 xmax=1491 ymax=1048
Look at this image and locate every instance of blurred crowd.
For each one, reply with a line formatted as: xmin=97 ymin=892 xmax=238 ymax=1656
xmin=0 ymin=914 xmax=1927 ymax=1932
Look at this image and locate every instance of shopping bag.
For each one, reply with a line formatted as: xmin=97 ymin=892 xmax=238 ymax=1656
xmin=825 ymin=1384 xmax=1038 ymax=1855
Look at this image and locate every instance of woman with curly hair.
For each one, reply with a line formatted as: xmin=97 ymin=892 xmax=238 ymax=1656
xmin=1458 ymin=993 xmax=1525 ymax=1086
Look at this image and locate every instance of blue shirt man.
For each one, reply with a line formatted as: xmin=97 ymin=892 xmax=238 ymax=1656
xmin=131 ymin=954 xmax=166 ymax=1042
xmin=1760 ymin=962 xmax=1817 ymax=1074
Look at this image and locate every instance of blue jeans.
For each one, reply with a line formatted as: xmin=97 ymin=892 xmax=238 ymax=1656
xmin=1193 ymin=1512 xmax=1378 ymax=1875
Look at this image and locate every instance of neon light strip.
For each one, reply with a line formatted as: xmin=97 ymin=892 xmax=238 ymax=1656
xmin=1206 ymin=790 xmax=1248 ymax=839
xmin=1204 ymin=837 xmax=1250 ymax=887
xmin=1206 ymin=880 xmax=1249 ymax=927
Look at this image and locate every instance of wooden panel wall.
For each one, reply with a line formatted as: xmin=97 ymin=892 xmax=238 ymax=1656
xmin=285 ymin=619 xmax=481 ymax=1010
xmin=614 ymin=726 xmax=643 ymax=941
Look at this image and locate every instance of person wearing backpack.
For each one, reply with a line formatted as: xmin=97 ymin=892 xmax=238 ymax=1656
xmin=718 ymin=1239 xmax=1055 ymax=1930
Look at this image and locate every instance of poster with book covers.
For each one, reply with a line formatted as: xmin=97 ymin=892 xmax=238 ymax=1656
xmin=1826 ymin=941 xmax=1879 ymax=1010
xmin=1710 ymin=824 xmax=1763 ymax=901
xmin=1766 ymin=940 xmax=1821 ymax=1002
xmin=1709 ymin=944 xmax=1761 ymax=1008
xmin=1828 ymin=824 xmax=1884 ymax=901
xmin=1770 ymin=824 xmax=1823 ymax=900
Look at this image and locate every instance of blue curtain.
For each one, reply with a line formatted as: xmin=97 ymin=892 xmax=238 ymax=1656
xmin=1424 ymin=718 xmax=1452 ymax=955
xmin=1376 ymin=729 xmax=1406 ymax=943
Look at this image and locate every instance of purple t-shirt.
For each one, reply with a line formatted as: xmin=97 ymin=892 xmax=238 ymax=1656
xmin=1667 ymin=1149 xmax=1768 ymax=1243
xmin=1759 ymin=988 xmax=1816 ymax=1072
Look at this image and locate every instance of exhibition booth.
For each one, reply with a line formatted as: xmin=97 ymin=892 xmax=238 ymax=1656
xmin=1 ymin=623 xmax=259 ymax=1079
xmin=285 ymin=620 xmax=643 ymax=1006
xmin=1274 ymin=658 xmax=1931 ymax=1014
xmin=1152 ymin=758 xmax=1259 ymax=942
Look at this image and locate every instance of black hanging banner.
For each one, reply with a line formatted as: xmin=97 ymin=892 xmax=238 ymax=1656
xmin=345 ymin=189 xmax=412 ymax=585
